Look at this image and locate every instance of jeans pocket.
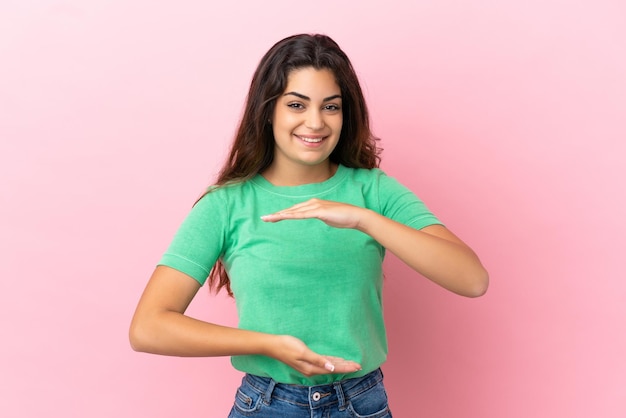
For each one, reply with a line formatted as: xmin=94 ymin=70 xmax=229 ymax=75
xmin=231 ymin=384 xmax=264 ymax=416
xmin=347 ymin=380 xmax=391 ymax=418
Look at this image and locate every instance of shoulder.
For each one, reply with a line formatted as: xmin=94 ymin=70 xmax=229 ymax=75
xmin=198 ymin=179 xmax=253 ymax=201
xmin=340 ymin=166 xmax=387 ymax=184
xmin=340 ymin=166 xmax=405 ymax=195
xmin=191 ymin=180 xmax=255 ymax=218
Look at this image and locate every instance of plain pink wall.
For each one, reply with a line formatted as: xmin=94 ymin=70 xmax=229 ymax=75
xmin=2 ymin=1 xmax=625 ymax=417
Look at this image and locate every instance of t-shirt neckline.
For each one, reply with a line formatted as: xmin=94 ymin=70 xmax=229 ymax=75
xmin=251 ymin=164 xmax=348 ymax=197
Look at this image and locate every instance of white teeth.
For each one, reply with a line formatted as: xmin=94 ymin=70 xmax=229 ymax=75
xmin=299 ymin=136 xmax=324 ymax=143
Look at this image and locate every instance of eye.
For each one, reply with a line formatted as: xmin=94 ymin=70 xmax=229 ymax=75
xmin=287 ymin=102 xmax=305 ymax=110
xmin=323 ymin=104 xmax=341 ymax=112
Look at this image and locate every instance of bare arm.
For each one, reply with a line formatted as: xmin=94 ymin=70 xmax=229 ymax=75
xmin=358 ymin=216 xmax=488 ymax=297
xmin=261 ymin=199 xmax=489 ymax=297
xmin=129 ymin=265 xmax=361 ymax=375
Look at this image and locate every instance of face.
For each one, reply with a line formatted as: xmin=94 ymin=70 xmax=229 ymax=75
xmin=270 ymin=67 xmax=343 ymax=172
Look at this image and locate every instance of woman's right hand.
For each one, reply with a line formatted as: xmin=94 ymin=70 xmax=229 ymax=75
xmin=130 ymin=266 xmax=361 ymax=376
xmin=269 ymin=335 xmax=362 ymax=377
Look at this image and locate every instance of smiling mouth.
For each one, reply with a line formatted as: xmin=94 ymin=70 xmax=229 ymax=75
xmin=296 ymin=135 xmax=325 ymax=143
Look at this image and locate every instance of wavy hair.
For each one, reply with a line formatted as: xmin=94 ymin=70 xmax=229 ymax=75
xmin=207 ymin=34 xmax=381 ymax=295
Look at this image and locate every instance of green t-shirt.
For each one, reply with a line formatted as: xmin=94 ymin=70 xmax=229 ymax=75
xmin=159 ymin=165 xmax=441 ymax=384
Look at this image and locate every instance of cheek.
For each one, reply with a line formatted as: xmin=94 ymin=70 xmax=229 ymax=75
xmin=272 ymin=119 xmax=294 ymax=141
xmin=333 ymin=116 xmax=344 ymax=133
xmin=273 ymin=111 xmax=299 ymax=131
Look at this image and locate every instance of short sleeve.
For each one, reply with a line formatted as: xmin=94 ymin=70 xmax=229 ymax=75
xmin=157 ymin=190 xmax=228 ymax=285
xmin=376 ymin=172 xmax=443 ymax=229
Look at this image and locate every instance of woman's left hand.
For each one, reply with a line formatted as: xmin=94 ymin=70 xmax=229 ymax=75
xmin=262 ymin=198 xmax=489 ymax=297
xmin=261 ymin=198 xmax=366 ymax=229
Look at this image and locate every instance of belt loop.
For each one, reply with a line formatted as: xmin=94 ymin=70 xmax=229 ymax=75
xmin=333 ymin=381 xmax=347 ymax=411
xmin=262 ymin=378 xmax=277 ymax=405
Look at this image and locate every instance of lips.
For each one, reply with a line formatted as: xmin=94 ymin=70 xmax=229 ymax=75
xmin=295 ymin=135 xmax=326 ymax=143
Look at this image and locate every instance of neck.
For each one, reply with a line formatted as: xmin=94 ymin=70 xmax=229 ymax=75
xmin=262 ymin=162 xmax=338 ymax=186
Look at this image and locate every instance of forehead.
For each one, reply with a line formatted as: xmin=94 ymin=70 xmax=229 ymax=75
xmin=284 ymin=67 xmax=340 ymax=94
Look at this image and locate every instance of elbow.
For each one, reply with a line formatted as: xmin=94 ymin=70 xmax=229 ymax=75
xmin=464 ymin=267 xmax=489 ymax=298
xmin=128 ymin=324 xmax=143 ymax=352
xmin=129 ymin=319 xmax=151 ymax=353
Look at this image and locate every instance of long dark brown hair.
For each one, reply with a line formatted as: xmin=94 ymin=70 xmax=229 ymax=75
xmin=207 ymin=33 xmax=381 ymax=295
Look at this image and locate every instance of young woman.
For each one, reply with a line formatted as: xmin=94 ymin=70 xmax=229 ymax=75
xmin=130 ymin=33 xmax=488 ymax=418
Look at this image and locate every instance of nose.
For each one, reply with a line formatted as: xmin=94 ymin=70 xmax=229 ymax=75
xmin=305 ymin=109 xmax=324 ymax=130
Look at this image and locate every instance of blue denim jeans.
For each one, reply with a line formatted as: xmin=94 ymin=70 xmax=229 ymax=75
xmin=227 ymin=368 xmax=392 ymax=418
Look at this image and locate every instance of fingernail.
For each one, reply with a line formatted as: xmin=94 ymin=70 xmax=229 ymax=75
xmin=324 ymin=362 xmax=335 ymax=372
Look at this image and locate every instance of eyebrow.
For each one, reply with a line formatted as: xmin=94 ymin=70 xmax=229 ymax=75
xmin=283 ymin=92 xmax=342 ymax=102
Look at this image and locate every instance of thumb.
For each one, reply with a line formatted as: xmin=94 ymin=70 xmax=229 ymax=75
xmin=322 ymin=359 xmax=335 ymax=372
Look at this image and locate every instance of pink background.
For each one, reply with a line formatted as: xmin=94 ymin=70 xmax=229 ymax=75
xmin=2 ymin=1 xmax=625 ymax=417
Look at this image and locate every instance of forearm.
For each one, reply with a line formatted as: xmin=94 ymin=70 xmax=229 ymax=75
xmin=130 ymin=266 xmax=361 ymax=376
xmin=357 ymin=209 xmax=489 ymax=297
xmin=129 ymin=309 xmax=361 ymax=375
xmin=130 ymin=310 xmax=275 ymax=357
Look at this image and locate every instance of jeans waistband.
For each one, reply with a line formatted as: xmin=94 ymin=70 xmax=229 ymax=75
xmin=243 ymin=368 xmax=384 ymax=410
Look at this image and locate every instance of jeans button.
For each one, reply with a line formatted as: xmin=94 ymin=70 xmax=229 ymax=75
xmin=312 ymin=392 xmax=321 ymax=401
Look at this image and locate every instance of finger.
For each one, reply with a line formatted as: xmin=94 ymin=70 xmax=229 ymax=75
xmin=260 ymin=209 xmax=319 ymax=222
xmin=292 ymin=352 xmax=335 ymax=376
xmin=296 ymin=350 xmax=361 ymax=376
xmin=274 ymin=199 xmax=327 ymax=214
xmin=270 ymin=199 xmax=321 ymax=215
xmin=322 ymin=357 xmax=362 ymax=373
xmin=282 ymin=199 xmax=320 ymax=211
